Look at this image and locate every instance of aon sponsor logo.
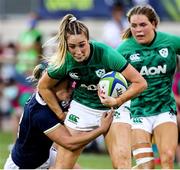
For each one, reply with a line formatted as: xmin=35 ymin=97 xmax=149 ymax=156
xmin=81 ymin=84 xmax=98 ymax=91
xmin=140 ymin=65 xmax=167 ymax=76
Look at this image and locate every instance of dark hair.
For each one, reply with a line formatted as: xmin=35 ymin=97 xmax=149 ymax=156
xmin=27 ymin=62 xmax=48 ymax=85
xmin=122 ymin=5 xmax=160 ymax=39
xmin=111 ymin=1 xmax=124 ymax=11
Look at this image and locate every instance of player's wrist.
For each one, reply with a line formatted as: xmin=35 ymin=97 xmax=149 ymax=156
xmin=115 ymin=97 xmax=123 ymax=107
xmin=57 ymin=111 xmax=65 ymax=120
xmin=98 ymin=125 xmax=105 ymax=134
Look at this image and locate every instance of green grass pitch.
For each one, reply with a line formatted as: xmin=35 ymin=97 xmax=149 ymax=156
xmin=1 ymin=131 xmax=180 ymax=169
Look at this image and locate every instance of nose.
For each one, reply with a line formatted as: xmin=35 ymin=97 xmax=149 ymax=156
xmin=135 ymin=25 xmax=142 ymax=32
xmin=75 ymin=47 xmax=82 ymax=55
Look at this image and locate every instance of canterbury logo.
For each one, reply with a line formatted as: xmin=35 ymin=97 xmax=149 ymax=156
xmin=129 ymin=53 xmax=141 ymax=62
xmin=114 ymin=111 xmax=120 ymax=118
xmin=68 ymin=114 xmax=79 ymax=124
xmin=133 ymin=117 xmax=143 ymax=124
xmin=69 ymin=72 xmax=80 ymax=80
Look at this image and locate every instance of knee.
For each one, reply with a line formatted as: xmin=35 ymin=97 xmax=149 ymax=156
xmin=132 ymin=143 xmax=155 ymax=169
xmin=160 ymin=149 xmax=175 ymax=166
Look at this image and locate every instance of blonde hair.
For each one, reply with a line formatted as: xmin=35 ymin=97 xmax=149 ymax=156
xmin=122 ymin=5 xmax=160 ymax=39
xmin=48 ymin=14 xmax=89 ymax=69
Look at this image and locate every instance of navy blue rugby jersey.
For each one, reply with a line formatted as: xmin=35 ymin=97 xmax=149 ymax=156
xmin=11 ymin=93 xmax=65 ymax=169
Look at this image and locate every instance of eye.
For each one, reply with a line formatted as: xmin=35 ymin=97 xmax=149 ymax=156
xmin=140 ymin=23 xmax=147 ymax=27
xmin=68 ymin=45 xmax=76 ymax=49
xmin=79 ymin=43 xmax=85 ymax=48
xmin=131 ymin=23 xmax=137 ymax=28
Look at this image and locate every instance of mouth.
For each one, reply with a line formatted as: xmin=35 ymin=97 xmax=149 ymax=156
xmin=76 ymin=57 xmax=83 ymax=61
xmin=75 ymin=55 xmax=86 ymax=61
xmin=136 ymin=34 xmax=145 ymax=38
xmin=135 ymin=35 xmax=146 ymax=42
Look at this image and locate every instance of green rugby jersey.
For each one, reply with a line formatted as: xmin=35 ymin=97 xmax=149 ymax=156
xmin=117 ymin=31 xmax=180 ymax=117
xmin=48 ymin=41 xmax=128 ymax=110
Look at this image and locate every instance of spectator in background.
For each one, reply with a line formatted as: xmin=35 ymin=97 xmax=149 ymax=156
xmin=0 ymin=78 xmax=11 ymax=129
xmin=172 ymin=55 xmax=180 ymax=166
xmin=102 ymin=1 xmax=128 ymax=48
xmin=0 ymin=42 xmax=17 ymax=81
xmin=0 ymin=42 xmax=17 ymax=131
xmin=0 ymin=42 xmax=3 ymax=55
xmin=15 ymin=12 xmax=43 ymax=85
xmin=132 ymin=0 xmax=149 ymax=5
xmin=10 ymin=78 xmax=34 ymax=141
xmin=0 ymin=76 xmax=34 ymax=141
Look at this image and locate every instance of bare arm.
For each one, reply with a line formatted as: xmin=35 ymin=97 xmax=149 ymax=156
xmin=37 ymin=72 xmax=65 ymax=120
xmin=174 ymin=94 xmax=180 ymax=106
xmin=46 ymin=111 xmax=113 ymax=151
xmin=99 ymin=64 xmax=147 ymax=107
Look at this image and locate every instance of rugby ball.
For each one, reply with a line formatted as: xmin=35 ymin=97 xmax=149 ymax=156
xmin=98 ymin=71 xmax=128 ymax=97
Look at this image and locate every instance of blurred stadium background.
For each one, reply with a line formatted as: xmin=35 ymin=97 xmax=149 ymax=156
xmin=0 ymin=0 xmax=180 ymax=169
xmin=0 ymin=0 xmax=180 ymax=43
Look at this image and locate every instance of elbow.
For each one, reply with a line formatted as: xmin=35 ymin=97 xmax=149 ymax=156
xmin=60 ymin=139 xmax=80 ymax=151
xmin=55 ymin=138 xmax=79 ymax=151
xmin=141 ymin=79 xmax=148 ymax=92
xmin=64 ymin=143 xmax=79 ymax=151
xmin=37 ymin=80 xmax=48 ymax=95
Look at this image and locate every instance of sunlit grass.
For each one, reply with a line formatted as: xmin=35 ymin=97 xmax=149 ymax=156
xmin=1 ymin=131 xmax=180 ymax=169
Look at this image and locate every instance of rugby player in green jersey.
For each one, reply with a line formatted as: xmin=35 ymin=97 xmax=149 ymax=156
xmin=117 ymin=5 xmax=180 ymax=169
xmin=37 ymin=14 xmax=147 ymax=169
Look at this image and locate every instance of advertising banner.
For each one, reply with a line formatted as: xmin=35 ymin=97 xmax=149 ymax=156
xmin=39 ymin=0 xmax=180 ymax=21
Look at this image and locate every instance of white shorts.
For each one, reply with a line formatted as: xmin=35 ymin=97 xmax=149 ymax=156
xmin=3 ymin=147 xmax=57 ymax=169
xmin=131 ymin=112 xmax=177 ymax=134
xmin=64 ymin=100 xmax=131 ymax=131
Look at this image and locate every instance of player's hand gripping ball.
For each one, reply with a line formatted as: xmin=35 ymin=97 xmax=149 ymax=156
xmin=98 ymin=71 xmax=128 ymax=98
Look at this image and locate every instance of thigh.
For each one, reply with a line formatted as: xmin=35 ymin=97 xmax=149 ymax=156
xmin=113 ymin=100 xmax=131 ymax=124
xmin=104 ymin=102 xmax=132 ymax=164
xmin=105 ymin=122 xmax=131 ymax=160
xmin=177 ymin=113 xmax=180 ymax=144
xmin=154 ymin=122 xmax=178 ymax=155
xmin=54 ymin=127 xmax=85 ymax=169
xmin=132 ymin=129 xmax=152 ymax=145
xmin=55 ymin=144 xmax=83 ymax=169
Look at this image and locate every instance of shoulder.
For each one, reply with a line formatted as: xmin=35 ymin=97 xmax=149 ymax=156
xmin=33 ymin=105 xmax=62 ymax=131
xmin=90 ymin=41 xmax=125 ymax=62
xmin=156 ymin=31 xmax=179 ymax=40
xmin=155 ymin=31 xmax=180 ymax=49
xmin=157 ymin=31 xmax=175 ymax=36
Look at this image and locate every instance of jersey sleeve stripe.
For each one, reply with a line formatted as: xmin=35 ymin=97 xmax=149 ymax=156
xmin=44 ymin=123 xmax=61 ymax=134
